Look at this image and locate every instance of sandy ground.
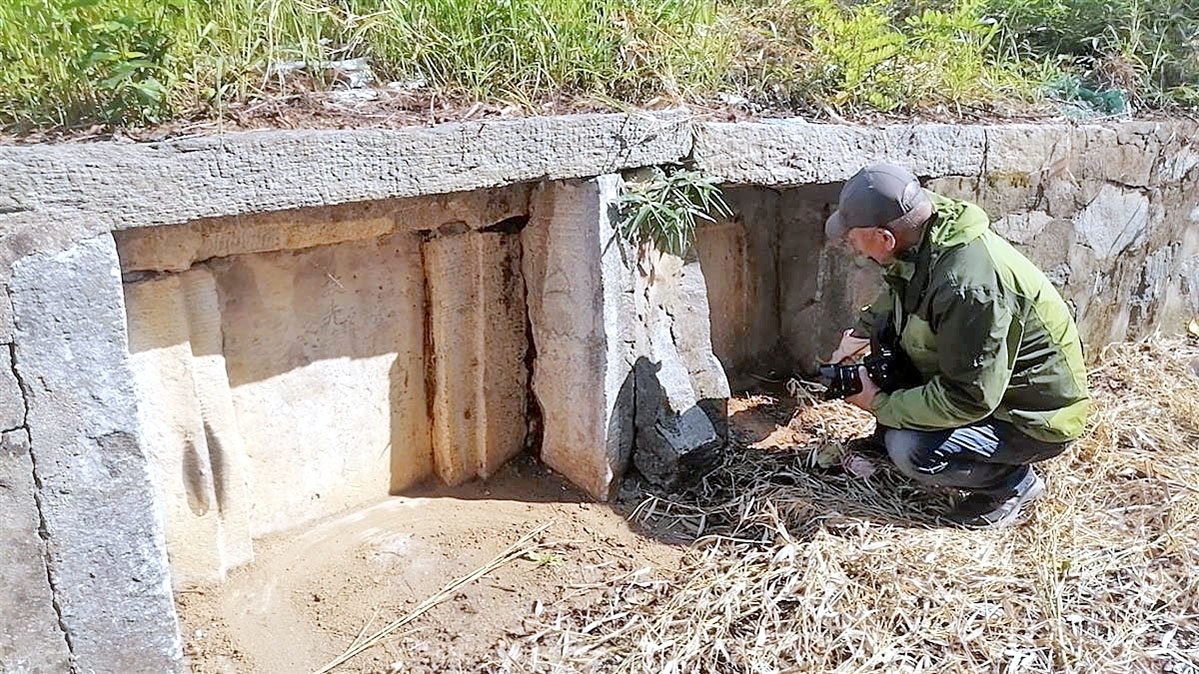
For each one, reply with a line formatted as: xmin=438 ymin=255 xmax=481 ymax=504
xmin=178 ymin=454 xmax=693 ymax=674
xmin=178 ymin=391 xmax=810 ymax=674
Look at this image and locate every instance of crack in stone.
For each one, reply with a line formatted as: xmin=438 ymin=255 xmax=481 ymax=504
xmin=3 ymin=292 xmax=77 ymax=667
xmin=977 ymin=128 xmax=991 ymax=194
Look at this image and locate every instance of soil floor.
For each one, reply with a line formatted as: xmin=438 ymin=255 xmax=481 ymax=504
xmin=179 ymin=392 xmax=800 ymax=674
xmin=178 ymin=458 xmax=682 ymax=674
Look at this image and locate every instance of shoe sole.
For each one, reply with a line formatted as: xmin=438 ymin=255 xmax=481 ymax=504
xmin=956 ymin=476 xmax=1047 ymax=530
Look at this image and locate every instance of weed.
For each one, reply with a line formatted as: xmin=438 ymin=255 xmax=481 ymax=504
xmin=525 ymin=551 xmax=567 ymax=568
xmin=617 ymin=165 xmax=732 ymax=258
xmin=0 ymin=0 xmax=1195 ymax=131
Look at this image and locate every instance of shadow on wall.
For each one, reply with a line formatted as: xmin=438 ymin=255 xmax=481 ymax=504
xmin=120 ymin=209 xmax=535 ymax=558
xmin=695 ymin=182 xmax=879 ymax=384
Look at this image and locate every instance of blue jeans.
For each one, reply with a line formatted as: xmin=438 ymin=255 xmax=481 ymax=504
xmin=882 ymin=420 xmax=1069 ymax=496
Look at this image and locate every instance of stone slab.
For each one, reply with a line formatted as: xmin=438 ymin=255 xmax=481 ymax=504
xmin=10 ymin=233 xmax=182 ymax=673
xmin=0 ymin=113 xmax=691 ymax=262
xmin=116 ymin=184 xmax=533 ymax=274
xmin=777 ymin=184 xmax=880 ymax=371
xmin=0 ymin=428 xmax=73 ymax=674
xmin=693 ymin=188 xmax=783 ymax=372
xmin=124 ymin=269 xmax=255 ymax=586
xmin=694 ymin=121 xmax=986 ymax=185
xmin=125 ymin=275 xmax=226 ymax=585
xmin=424 ymin=232 xmax=528 ymax=485
xmin=210 ymin=233 xmax=431 ymax=536
xmin=632 ymin=273 xmax=723 ymax=489
xmin=523 ymin=177 xmax=637 ymax=500
xmin=695 ymin=119 xmax=1199 ymax=188
xmin=643 ymin=252 xmax=731 ymax=438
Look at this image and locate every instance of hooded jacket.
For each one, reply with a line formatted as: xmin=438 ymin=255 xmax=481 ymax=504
xmin=855 ymin=192 xmax=1090 ymax=443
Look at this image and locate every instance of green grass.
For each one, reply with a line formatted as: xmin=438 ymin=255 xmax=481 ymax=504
xmin=0 ymin=0 xmax=1195 ymax=132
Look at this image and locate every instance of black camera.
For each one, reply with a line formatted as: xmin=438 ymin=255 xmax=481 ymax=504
xmin=818 ymin=320 xmax=920 ymax=400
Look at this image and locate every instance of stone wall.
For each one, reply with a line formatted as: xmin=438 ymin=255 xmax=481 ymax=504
xmin=694 ymin=121 xmax=1199 ymax=376
xmin=0 ymin=113 xmax=1195 ymax=671
xmin=118 ymin=188 xmax=535 ymax=588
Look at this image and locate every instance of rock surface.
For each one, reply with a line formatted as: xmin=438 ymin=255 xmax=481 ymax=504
xmin=11 ymin=234 xmax=183 ymax=673
xmin=0 ymin=428 xmax=72 ymax=674
xmin=425 ymin=231 xmax=529 ymax=485
xmin=524 ymin=177 xmax=731 ymax=497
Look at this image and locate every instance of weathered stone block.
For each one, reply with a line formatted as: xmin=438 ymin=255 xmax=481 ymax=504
xmin=665 ymin=256 xmax=732 ymax=438
xmin=0 ymin=428 xmax=72 ymax=674
xmin=694 ymin=188 xmax=783 ymax=373
xmin=0 ymin=113 xmax=691 ymax=250
xmin=776 ymin=184 xmax=873 ymax=372
xmin=629 ymin=243 xmax=733 ymax=490
xmin=11 ymin=233 xmax=182 ymax=673
xmin=209 ymin=232 xmax=432 ymax=536
xmin=525 ymin=177 xmax=732 ymax=497
xmin=125 ymin=275 xmax=225 ymax=584
xmin=116 ymin=208 xmax=392 ymax=274
xmin=0 ymin=345 xmax=25 ymax=431
xmin=694 ymin=121 xmax=984 ymax=186
xmin=114 ymin=185 xmax=533 ymax=274
xmin=633 ymin=284 xmax=724 ymax=490
xmin=124 ymin=269 xmax=254 ymax=586
xmin=523 ymin=177 xmax=638 ymax=500
xmin=1073 ymin=183 xmax=1150 ymax=260
xmin=424 ymin=232 xmax=529 ymax=485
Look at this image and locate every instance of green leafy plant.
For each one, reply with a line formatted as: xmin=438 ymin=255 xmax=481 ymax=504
xmin=83 ymin=12 xmax=175 ymax=123
xmin=1 ymin=0 xmax=1196 ymax=132
xmin=0 ymin=0 xmax=181 ymax=127
xmin=616 ymin=165 xmax=732 ymax=258
xmin=983 ymin=0 xmax=1199 ymax=106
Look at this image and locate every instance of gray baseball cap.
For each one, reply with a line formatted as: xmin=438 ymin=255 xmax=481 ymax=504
xmin=825 ymin=164 xmax=933 ymax=241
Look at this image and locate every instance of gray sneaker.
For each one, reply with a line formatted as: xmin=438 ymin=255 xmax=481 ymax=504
xmin=946 ymin=469 xmax=1046 ymax=529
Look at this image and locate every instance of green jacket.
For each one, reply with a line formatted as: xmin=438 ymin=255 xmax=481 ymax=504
xmin=856 ymin=192 xmax=1090 ymax=443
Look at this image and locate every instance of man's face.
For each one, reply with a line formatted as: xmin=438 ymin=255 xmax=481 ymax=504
xmin=844 ymin=227 xmax=898 ymax=266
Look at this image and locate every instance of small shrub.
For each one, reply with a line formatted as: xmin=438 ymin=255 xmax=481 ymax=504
xmin=0 ymin=1 xmax=178 ymax=127
xmin=616 ymin=165 xmax=732 ymax=258
xmin=983 ymin=0 xmax=1199 ymax=106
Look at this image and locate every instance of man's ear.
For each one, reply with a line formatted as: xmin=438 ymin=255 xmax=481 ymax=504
xmin=877 ymin=227 xmax=897 ymax=250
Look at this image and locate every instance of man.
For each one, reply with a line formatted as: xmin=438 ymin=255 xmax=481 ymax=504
xmin=825 ymin=164 xmax=1090 ymax=528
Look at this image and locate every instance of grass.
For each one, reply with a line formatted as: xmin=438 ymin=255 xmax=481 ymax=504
xmin=494 ymin=337 xmax=1199 ymax=673
xmin=0 ymin=0 xmax=1196 ymax=131
xmin=617 ymin=165 xmax=733 ymax=258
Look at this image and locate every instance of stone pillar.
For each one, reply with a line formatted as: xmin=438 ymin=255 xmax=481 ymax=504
xmin=11 ymin=233 xmax=183 ymax=673
xmin=523 ymin=177 xmax=638 ymax=500
xmin=523 ymin=177 xmax=731 ymax=498
xmin=424 ymin=232 xmax=529 ymax=485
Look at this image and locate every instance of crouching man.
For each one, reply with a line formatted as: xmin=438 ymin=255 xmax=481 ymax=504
xmin=825 ymin=164 xmax=1090 ymax=528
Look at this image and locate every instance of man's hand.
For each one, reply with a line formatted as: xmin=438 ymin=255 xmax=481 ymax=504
xmin=830 ymin=328 xmax=871 ymax=364
xmin=845 ymin=366 xmax=880 ymax=410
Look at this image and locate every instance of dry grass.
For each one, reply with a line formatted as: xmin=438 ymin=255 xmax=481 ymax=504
xmin=491 ymin=337 xmax=1199 ymax=673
